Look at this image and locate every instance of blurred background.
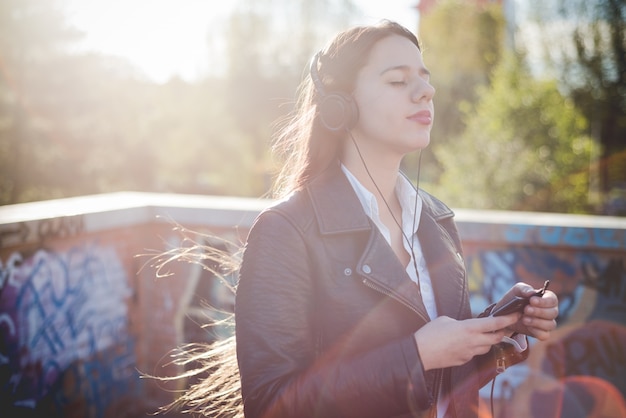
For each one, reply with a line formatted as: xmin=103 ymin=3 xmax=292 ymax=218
xmin=1 ymin=0 xmax=624 ymax=215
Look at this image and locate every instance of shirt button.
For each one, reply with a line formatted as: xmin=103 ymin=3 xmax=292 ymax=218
xmin=362 ymin=265 xmax=372 ymax=274
xmin=344 ymin=268 xmax=352 ymax=276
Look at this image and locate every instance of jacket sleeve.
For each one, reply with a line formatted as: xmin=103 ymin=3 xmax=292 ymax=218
xmin=235 ymin=210 xmax=431 ymax=418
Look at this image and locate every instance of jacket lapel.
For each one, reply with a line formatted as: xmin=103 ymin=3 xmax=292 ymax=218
xmin=418 ymin=208 xmax=467 ymax=319
xmin=308 ymin=164 xmax=372 ymax=234
xmin=308 ymin=164 xmax=431 ymax=322
xmin=358 ymin=225 xmax=431 ymax=322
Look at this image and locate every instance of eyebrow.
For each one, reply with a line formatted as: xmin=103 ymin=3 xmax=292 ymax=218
xmin=380 ymin=65 xmax=431 ymax=77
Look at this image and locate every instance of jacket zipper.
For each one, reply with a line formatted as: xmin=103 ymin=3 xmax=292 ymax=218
xmin=430 ymin=369 xmax=444 ymax=418
xmin=362 ymin=277 xmax=445 ymax=416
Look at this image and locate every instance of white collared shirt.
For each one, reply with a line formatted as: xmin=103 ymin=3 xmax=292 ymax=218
xmin=341 ymin=164 xmax=438 ymax=320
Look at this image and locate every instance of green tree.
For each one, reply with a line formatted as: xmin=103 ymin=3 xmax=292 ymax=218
xmin=433 ymin=52 xmax=596 ymax=213
xmin=148 ymin=77 xmax=263 ymax=197
xmin=1 ymin=0 xmax=413 ymax=204
xmin=223 ymin=0 xmax=359 ymax=195
xmin=0 ymin=0 xmax=270 ymax=204
xmin=528 ymin=0 xmax=626 ymax=212
xmin=0 ymin=0 xmax=83 ymax=204
xmin=414 ymin=0 xmax=505 ymax=181
xmin=0 ymin=1 xmax=167 ymax=203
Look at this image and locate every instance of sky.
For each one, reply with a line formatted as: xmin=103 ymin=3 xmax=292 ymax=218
xmin=63 ymin=0 xmax=421 ymax=83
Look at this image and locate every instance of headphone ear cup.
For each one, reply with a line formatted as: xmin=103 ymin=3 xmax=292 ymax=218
xmin=318 ymin=91 xmax=359 ymax=132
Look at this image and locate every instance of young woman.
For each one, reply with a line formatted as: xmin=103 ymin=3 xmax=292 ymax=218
xmin=233 ymin=20 xmax=559 ymax=418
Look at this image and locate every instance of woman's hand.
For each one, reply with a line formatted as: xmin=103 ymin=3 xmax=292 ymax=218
xmin=413 ymin=313 xmax=520 ymax=371
xmin=507 ymin=282 xmax=559 ymax=340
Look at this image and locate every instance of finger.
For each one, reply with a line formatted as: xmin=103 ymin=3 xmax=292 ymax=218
xmin=494 ymin=312 xmax=522 ymax=329
xmin=475 ymin=328 xmax=508 ymax=346
xmin=515 ymin=282 xmax=535 ymax=296
xmin=530 ymin=291 xmax=558 ymax=308
xmin=484 ymin=331 xmax=507 ymax=346
xmin=473 ymin=313 xmax=520 ymax=332
xmin=524 ymin=326 xmax=551 ymax=341
xmin=526 ymin=299 xmax=559 ymax=319
xmin=523 ymin=315 xmax=557 ymax=332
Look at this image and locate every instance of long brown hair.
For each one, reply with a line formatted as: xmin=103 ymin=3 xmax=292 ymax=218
xmin=271 ymin=19 xmax=421 ymax=198
xmin=155 ymin=20 xmax=422 ymax=417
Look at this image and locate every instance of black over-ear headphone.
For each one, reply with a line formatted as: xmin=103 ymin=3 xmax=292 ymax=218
xmin=309 ymin=52 xmax=359 ymax=132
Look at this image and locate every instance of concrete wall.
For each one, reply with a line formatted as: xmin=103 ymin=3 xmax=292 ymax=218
xmin=1 ymin=193 xmax=625 ymax=417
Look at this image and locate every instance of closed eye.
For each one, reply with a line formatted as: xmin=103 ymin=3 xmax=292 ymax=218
xmin=389 ymin=81 xmax=407 ymax=86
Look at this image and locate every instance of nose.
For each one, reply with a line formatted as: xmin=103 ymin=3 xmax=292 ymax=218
xmin=412 ymin=78 xmax=435 ymax=102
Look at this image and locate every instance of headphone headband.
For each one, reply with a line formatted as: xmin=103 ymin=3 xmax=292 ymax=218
xmin=309 ymin=52 xmax=326 ymax=96
xmin=309 ymin=51 xmax=359 ymax=132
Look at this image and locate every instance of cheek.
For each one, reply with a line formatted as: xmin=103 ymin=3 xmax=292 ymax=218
xmin=356 ymin=104 xmax=395 ymax=135
xmin=357 ymin=93 xmax=395 ymax=124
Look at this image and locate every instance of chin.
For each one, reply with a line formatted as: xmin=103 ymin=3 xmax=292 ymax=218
xmin=412 ymin=135 xmax=431 ymax=150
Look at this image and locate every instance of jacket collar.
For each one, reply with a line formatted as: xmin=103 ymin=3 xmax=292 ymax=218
xmin=307 ymin=162 xmax=455 ymax=234
xmin=307 ymin=163 xmax=372 ymax=235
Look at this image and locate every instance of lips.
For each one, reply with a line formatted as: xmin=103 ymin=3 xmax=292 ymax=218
xmin=408 ymin=110 xmax=432 ymax=125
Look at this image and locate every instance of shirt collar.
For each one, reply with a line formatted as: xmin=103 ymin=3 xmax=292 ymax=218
xmin=341 ymin=164 xmax=422 ymax=235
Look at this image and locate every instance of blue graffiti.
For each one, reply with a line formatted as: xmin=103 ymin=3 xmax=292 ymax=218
xmin=505 ymin=225 xmax=625 ymax=249
xmin=0 ymin=246 xmax=136 ymax=418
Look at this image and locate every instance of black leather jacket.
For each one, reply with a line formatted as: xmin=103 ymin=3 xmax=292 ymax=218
xmin=236 ymin=163 xmax=527 ymax=418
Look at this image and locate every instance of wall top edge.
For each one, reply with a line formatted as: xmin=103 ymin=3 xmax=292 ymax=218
xmin=0 ymin=192 xmax=271 ymax=225
xmin=452 ymin=208 xmax=626 ymax=228
xmin=1 ymin=192 xmax=625 ymax=229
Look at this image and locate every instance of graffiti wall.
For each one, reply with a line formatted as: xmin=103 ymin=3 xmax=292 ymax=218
xmin=0 ymin=193 xmax=263 ymax=418
xmin=0 ymin=243 xmax=138 ymax=417
xmin=462 ymin=222 xmax=626 ymax=417
xmin=0 ymin=195 xmax=624 ymax=417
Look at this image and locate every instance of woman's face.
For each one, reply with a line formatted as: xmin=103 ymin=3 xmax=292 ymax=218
xmin=351 ymin=34 xmax=435 ymax=156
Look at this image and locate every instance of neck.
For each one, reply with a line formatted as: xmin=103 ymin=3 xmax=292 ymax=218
xmin=341 ymin=138 xmax=401 ymax=203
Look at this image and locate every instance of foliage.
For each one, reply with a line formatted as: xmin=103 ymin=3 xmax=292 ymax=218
xmin=0 ymin=0 xmax=356 ymax=205
xmin=526 ymin=0 xmax=626 ymax=210
xmin=433 ymin=51 xmax=596 ymax=213
xmin=223 ymin=0 xmax=359 ymax=189
xmin=412 ymin=0 xmax=506 ymax=182
xmin=0 ymin=0 xmax=84 ymax=203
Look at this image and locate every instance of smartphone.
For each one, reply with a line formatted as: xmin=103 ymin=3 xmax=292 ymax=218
xmin=490 ymin=280 xmax=550 ymax=317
